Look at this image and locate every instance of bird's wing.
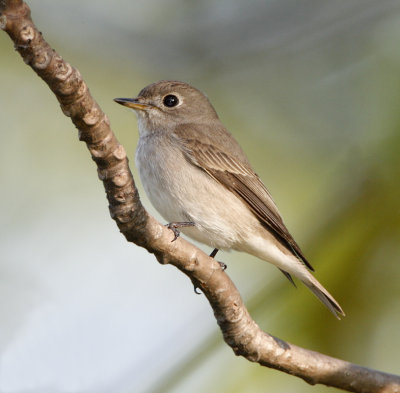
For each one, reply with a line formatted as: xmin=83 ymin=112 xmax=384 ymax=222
xmin=174 ymin=124 xmax=313 ymax=271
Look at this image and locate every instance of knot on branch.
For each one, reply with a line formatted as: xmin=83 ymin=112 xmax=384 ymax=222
xmin=0 ymin=1 xmax=30 ymax=31
xmin=54 ymin=57 xmax=73 ymax=82
xmin=32 ymin=48 xmax=51 ymax=69
xmin=19 ymin=22 xmax=33 ymax=41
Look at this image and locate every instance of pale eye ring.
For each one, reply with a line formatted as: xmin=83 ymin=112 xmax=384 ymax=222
xmin=163 ymin=94 xmax=179 ymax=107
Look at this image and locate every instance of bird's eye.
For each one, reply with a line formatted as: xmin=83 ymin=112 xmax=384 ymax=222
xmin=163 ymin=94 xmax=179 ymax=107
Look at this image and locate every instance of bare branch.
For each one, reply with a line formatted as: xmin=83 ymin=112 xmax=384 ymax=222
xmin=1 ymin=2 xmax=399 ymax=392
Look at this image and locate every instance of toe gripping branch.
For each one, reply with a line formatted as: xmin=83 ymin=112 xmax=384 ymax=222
xmin=210 ymin=248 xmax=226 ymax=270
xmin=165 ymin=224 xmax=227 ymax=293
xmin=193 ymin=248 xmax=226 ymax=294
xmin=165 ymin=221 xmax=195 ymax=242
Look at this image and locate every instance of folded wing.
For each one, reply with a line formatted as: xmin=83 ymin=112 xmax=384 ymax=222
xmin=174 ymin=123 xmax=313 ymax=271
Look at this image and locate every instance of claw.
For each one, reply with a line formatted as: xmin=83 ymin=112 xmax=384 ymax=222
xmin=193 ymin=285 xmax=202 ymax=295
xmin=165 ymin=221 xmax=195 ymax=242
xmin=165 ymin=223 xmax=180 ymax=242
xmin=218 ymin=261 xmax=227 ymax=270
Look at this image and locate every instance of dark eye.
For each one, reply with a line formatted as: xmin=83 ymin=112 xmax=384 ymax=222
xmin=163 ymin=94 xmax=179 ymax=107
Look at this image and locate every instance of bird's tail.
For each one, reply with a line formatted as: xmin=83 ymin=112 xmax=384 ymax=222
xmin=300 ymin=272 xmax=345 ymax=319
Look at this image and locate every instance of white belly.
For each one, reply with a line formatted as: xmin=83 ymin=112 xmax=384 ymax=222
xmin=135 ymin=133 xmax=260 ymax=249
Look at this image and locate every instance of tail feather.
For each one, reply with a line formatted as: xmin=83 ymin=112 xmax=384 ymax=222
xmin=279 ymin=269 xmax=296 ymax=287
xmin=301 ymin=274 xmax=345 ymax=319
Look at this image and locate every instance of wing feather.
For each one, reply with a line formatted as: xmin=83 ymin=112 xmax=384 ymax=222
xmin=174 ymin=123 xmax=313 ymax=271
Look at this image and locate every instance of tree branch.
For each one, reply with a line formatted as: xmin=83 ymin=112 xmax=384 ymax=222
xmin=1 ymin=2 xmax=399 ymax=392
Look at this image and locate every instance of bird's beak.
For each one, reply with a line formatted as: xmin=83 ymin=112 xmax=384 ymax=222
xmin=113 ymin=97 xmax=152 ymax=111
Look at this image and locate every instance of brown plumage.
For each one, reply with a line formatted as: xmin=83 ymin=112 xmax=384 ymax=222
xmin=115 ymin=80 xmax=345 ymax=318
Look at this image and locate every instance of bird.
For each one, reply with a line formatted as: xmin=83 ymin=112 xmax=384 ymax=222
xmin=114 ymin=80 xmax=345 ymax=319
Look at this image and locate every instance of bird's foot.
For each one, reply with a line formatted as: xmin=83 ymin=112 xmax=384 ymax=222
xmin=209 ymin=249 xmax=226 ymax=270
xmin=193 ymin=285 xmax=202 ymax=295
xmin=192 ymin=249 xmax=226 ymax=294
xmin=165 ymin=221 xmax=195 ymax=242
xmin=218 ymin=261 xmax=227 ymax=270
xmin=193 ymin=260 xmax=226 ymax=294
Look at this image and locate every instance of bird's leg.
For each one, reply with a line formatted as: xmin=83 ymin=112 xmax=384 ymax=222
xmin=209 ymin=248 xmax=227 ymax=270
xmin=209 ymin=248 xmax=219 ymax=258
xmin=165 ymin=221 xmax=195 ymax=242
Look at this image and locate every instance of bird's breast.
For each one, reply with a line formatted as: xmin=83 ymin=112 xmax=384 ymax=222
xmin=135 ymin=133 xmax=189 ymax=223
xmin=135 ymin=132 xmax=261 ymax=249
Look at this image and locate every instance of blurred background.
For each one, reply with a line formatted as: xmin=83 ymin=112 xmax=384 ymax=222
xmin=1 ymin=0 xmax=400 ymax=392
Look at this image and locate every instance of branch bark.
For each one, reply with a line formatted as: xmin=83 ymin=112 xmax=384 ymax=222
xmin=1 ymin=2 xmax=399 ymax=392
